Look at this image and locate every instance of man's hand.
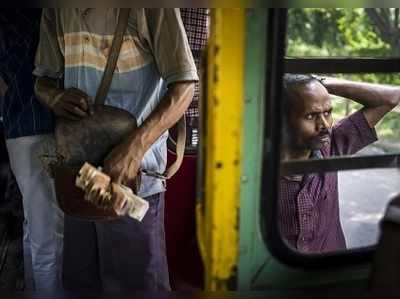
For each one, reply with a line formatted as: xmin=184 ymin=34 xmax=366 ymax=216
xmin=103 ymin=82 xmax=195 ymax=190
xmin=322 ymin=77 xmax=400 ymax=128
xmin=51 ymin=87 xmax=92 ymax=120
xmin=103 ymin=135 xmax=144 ymax=189
xmin=35 ymin=77 xmax=93 ymax=121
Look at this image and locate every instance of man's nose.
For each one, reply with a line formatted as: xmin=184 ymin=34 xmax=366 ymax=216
xmin=317 ymin=114 xmax=329 ymax=130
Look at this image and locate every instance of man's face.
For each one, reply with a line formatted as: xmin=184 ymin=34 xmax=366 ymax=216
xmin=287 ymin=81 xmax=333 ymax=152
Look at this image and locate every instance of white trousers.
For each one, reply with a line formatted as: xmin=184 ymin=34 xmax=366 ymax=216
xmin=6 ymin=135 xmax=64 ymax=290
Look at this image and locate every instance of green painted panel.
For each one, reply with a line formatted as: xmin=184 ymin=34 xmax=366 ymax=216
xmin=238 ymin=8 xmax=271 ymax=290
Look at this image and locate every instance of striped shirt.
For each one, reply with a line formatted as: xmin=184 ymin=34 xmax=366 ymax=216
xmin=279 ymin=110 xmax=378 ymax=253
xmin=34 ymin=9 xmax=198 ymax=197
xmin=0 ymin=9 xmax=54 ymax=139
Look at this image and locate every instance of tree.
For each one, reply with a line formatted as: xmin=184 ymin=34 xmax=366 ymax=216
xmin=365 ymin=8 xmax=400 ymax=56
xmin=287 ymin=9 xmax=393 ymax=57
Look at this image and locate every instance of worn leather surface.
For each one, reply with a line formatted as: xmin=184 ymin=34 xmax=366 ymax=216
xmin=53 ymin=104 xmax=137 ymax=221
xmin=55 ymin=105 xmax=137 ymax=166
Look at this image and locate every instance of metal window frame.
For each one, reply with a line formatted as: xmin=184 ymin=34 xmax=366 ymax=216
xmin=262 ymin=8 xmax=400 ymax=269
xmin=285 ymin=58 xmax=400 ymax=74
xmin=282 ymin=154 xmax=400 ymax=176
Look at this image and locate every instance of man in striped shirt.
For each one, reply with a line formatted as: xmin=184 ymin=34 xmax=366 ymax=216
xmin=34 ymin=9 xmax=198 ymax=291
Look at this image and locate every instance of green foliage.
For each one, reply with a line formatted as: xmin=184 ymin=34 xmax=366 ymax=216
xmin=287 ymin=8 xmax=392 ymax=57
xmin=337 ymin=9 xmax=391 ymax=57
xmin=287 ymin=9 xmax=347 ymax=56
xmin=331 ymin=96 xmax=400 ymax=141
xmin=287 ymin=9 xmax=400 ymax=144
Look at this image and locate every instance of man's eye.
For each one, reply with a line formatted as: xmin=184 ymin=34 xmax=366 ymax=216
xmin=324 ymin=111 xmax=332 ymax=117
xmin=305 ymin=114 xmax=314 ymax=120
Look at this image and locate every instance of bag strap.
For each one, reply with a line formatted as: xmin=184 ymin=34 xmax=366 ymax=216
xmin=95 ymin=8 xmax=131 ymax=105
xmin=94 ymin=8 xmax=186 ymax=180
xmin=164 ymin=116 xmax=186 ymax=179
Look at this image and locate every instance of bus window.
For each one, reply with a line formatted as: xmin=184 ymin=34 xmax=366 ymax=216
xmin=279 ymin=168 xmax=400 ymax=254
xmin=281 ymin=73 xmax=400 ymax=157
xmin=287 ymin=8 xmax=400 ymax=58
xmin=262 ymin=8 xmax=400 ymax=267
xmin=280 ymin=72 xmax=400 ymax=253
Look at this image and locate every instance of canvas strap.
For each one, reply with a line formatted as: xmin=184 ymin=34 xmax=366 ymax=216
xmin=94 ymin=8 xmax=186 ymax=180
xmin=95 ymin=8 xmax=130 ymax=105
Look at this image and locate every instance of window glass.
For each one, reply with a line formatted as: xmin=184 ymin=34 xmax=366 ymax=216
xmin=279 ymin=168 xmax=400 ymax=254
xmin=319 ymin=74 xmax=400 ymax=154
xmin=280 ymin=8 xmax=400 ymax=254
xmin=287 ymin=9 xmax=400 ymax=58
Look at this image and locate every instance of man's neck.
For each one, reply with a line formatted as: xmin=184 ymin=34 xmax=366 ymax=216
xmin=282 ymin=147 xmax=311 ymax=182
xmin=282 ymin=146 xmax=311 ymax=161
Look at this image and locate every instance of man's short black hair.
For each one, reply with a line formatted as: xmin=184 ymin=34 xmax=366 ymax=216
xmin=282 ymin=74 xmax=320 ymax=118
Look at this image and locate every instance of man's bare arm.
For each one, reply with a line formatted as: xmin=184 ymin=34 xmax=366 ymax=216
xmin=131 ymin=82 xmax=195 ymax=152
xmin=104 ymin=81 xmax=195 ymax=187
xmin=323 ymin=77 xmax=400 ymax=128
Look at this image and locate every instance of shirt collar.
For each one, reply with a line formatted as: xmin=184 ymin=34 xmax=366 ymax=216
xmin=311 ymin=149 xmax=323 ymax=159
xmin=282 ymin=150 xmax=323 ymax=182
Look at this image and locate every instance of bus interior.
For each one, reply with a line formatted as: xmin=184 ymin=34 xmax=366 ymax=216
xmin=0 ymin=7 xmax=400 ymax=298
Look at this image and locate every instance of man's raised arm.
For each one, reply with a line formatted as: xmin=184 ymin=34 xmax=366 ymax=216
xmin=322 ymin=77 xmax=400 ymax=128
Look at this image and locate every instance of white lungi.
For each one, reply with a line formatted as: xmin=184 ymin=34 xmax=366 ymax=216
xmin=6 ymin=134 xmax=63 ymax=290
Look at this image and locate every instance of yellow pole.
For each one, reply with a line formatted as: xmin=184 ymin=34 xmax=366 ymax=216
xmin=196 ymin=8 xmax=245 ymax=291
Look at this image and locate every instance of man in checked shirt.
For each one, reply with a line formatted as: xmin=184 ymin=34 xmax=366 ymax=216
xmin=279 ymin=74 xmax=400 ymax=253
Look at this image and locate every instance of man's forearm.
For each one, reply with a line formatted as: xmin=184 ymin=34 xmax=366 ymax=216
xmin=34 ymin=76 xmax=64 ymax=108
xmin=126 ymin=82 xmax=195 ymax=154
xmin=323 ymin=77 xmax=400 ymax=108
